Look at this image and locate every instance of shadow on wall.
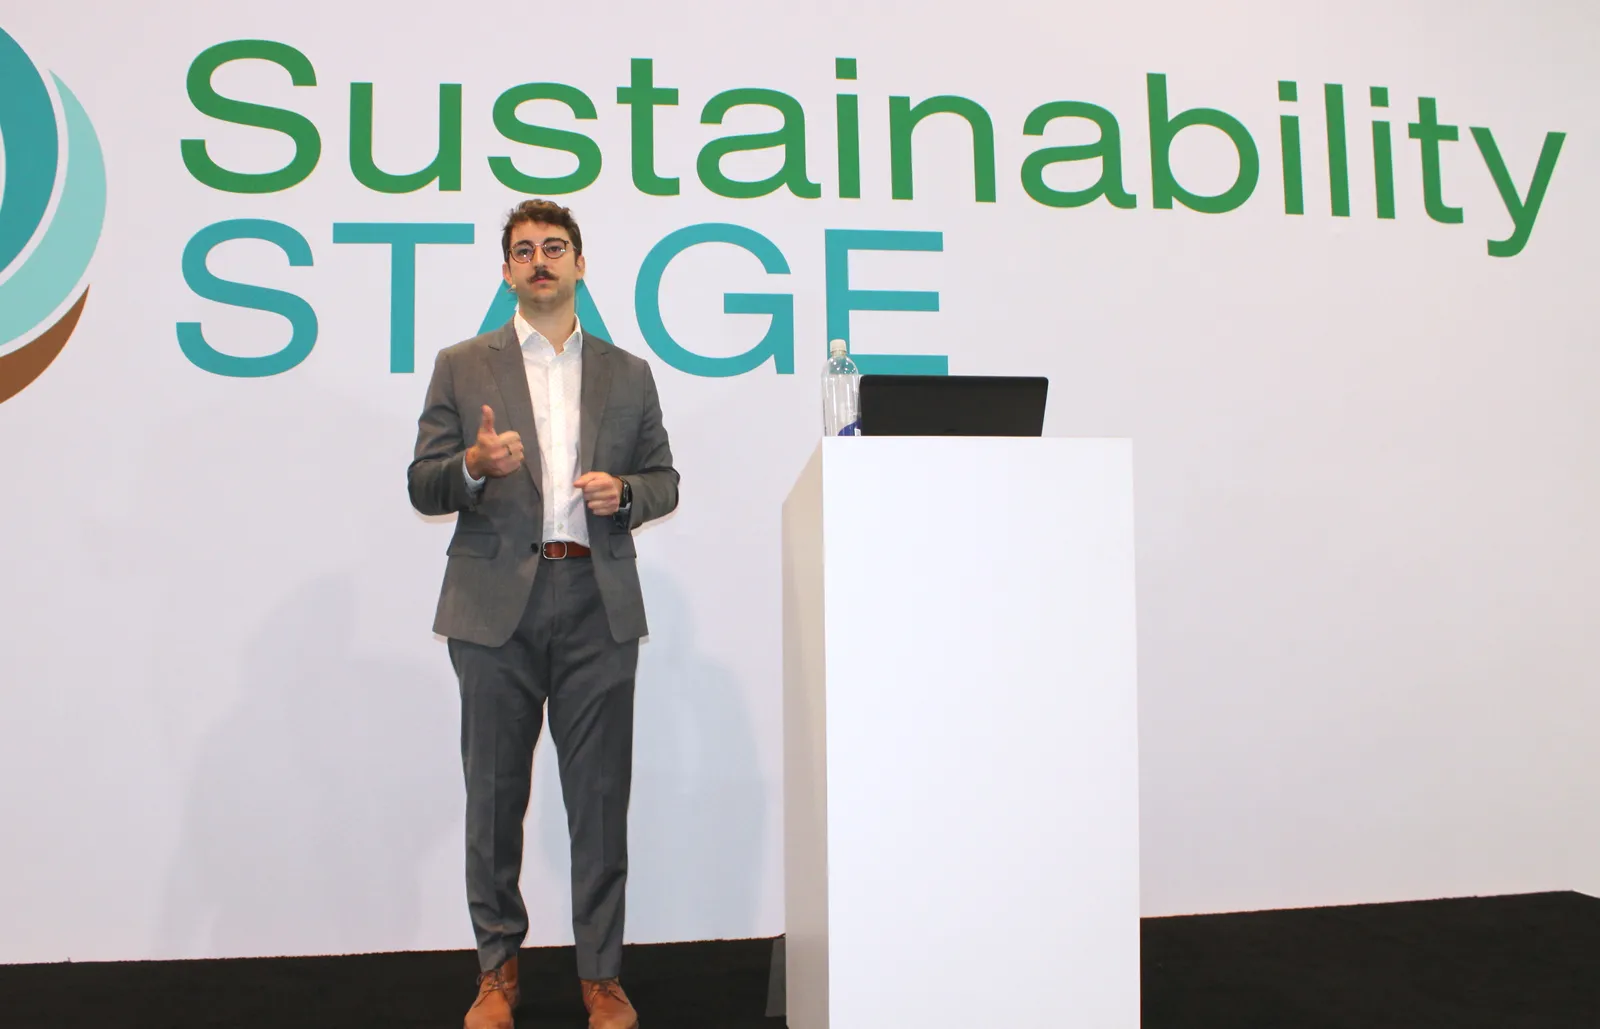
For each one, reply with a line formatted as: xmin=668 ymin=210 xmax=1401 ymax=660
xmin=157 ymin=574 xmax=458 ymax=957
xmin=528 ymin=568 xmax=771 ymax=942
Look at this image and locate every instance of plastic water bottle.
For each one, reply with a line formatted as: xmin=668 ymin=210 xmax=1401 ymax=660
xmin=821 ymin=339 xmax=861 ymax=436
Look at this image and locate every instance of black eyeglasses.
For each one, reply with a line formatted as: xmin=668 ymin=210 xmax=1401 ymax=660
xmin=509 ymin=239 xmax=572 ymax=263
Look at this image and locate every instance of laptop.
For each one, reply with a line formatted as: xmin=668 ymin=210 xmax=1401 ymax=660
xmin=857 ymin=374 xmax=1049 ymax=437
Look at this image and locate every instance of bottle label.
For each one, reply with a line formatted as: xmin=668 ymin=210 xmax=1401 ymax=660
xmin=836 ymin=418 xmax=861 ymax=437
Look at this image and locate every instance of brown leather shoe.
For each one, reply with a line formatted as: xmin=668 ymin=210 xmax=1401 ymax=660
xmin=581 ymin=977 xmax=639 ymax=1029
xmin=464 ymin=957 xmax=519 ymax=1029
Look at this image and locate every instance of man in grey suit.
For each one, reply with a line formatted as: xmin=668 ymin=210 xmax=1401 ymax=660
xmin=408 ymin=199 xmax=677 ymax=1029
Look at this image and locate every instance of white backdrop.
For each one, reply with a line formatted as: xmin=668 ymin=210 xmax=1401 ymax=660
xmin=1 ymin=0 xmax=1597 ymax=964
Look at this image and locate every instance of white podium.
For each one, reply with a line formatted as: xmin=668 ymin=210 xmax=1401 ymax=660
xmin=781 ymin=437 xmax=1140 ymax=1028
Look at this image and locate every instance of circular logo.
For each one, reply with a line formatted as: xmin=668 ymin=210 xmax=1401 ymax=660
xmin=0 ymin=26 xmax=106 ymax=405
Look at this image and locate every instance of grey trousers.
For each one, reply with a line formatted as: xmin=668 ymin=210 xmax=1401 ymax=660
xmin=448 ymin=555 xmax=638 ymax=980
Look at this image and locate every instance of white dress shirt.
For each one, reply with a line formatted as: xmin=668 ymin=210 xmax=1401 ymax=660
xmin=465 ymin=311 xmax=589 ymax=545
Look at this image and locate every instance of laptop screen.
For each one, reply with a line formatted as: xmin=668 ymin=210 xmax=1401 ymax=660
xmin=857 ymin=375 xmax=1049 ymax=437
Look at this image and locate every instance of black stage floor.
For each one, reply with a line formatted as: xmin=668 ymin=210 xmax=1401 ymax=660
xmin=1 ymin=891 xmax=1595 ymax=1028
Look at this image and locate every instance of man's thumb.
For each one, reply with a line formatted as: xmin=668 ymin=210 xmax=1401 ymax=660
xmin=480 ymin=405 xmax=496 ymax=435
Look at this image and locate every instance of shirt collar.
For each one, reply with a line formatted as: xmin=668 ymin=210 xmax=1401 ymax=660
xmin=513 ymin=308 xmax=583 ymax=356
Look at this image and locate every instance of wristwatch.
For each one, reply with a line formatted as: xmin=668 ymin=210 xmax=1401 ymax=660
xmin=618 ymin=479 xmax=632 ymax=510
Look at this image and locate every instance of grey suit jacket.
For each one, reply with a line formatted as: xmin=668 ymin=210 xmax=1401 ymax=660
xmin=407 ymin=321 xmax=679 ymax=646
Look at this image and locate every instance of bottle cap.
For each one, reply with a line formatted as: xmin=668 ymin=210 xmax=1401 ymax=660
xmin=829 ymin=339 xmax=848 ymax=356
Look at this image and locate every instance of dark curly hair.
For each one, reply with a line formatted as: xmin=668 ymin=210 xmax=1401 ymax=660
xmin=500 ymin=199 xmax=583 ymax=262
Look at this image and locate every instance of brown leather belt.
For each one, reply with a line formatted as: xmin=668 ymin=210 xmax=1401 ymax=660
xmin=540 ymin=540 xmax=590 ymax=559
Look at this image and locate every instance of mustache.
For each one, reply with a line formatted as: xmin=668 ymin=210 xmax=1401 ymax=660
xmin=530 ymin=269 xmax=555 ymax=281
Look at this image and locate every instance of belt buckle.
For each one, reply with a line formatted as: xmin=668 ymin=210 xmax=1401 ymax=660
xmin=542 ymin=541 xmax=569 ymax=560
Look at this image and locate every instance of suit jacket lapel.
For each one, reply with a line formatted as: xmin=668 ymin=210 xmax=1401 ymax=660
xmin=578 ymin=330 xmax=613 ymax=475
xmin=486 ymin=320 xmax=541 ymax=496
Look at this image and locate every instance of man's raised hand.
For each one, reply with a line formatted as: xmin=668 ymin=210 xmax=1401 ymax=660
xmin=466 ymin=405 xmax=523 ymax=479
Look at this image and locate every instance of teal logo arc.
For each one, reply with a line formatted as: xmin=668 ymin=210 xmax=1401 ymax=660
xmin=0 ymin=25 xmax=105 ymax=405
